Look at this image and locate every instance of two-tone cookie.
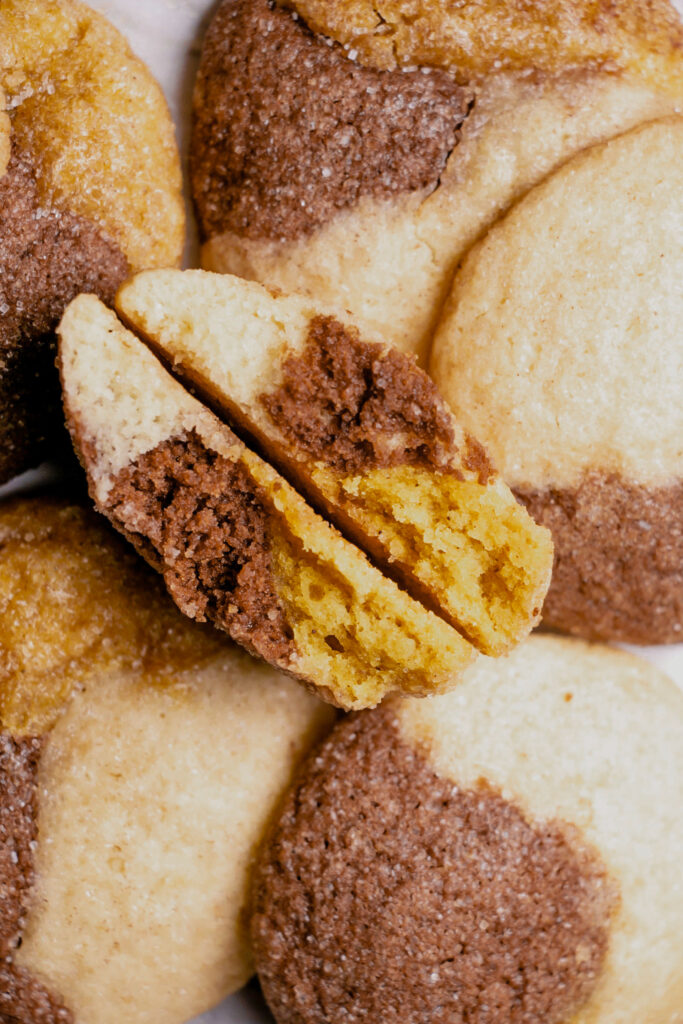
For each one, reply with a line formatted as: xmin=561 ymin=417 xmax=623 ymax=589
xmin=252 ymin=634 xmax=683 ymax=1024
xmin=0 ymin=495 xmax=335 ymax=1024
xmin=115 ymin=268 xmax=553 ymax=656
xmin=431 ymin=116 xmax=683 ymax=645
xmin=191 ymin=0 xmax=683 ymax=365
xmin=0 ymin=0 xmax=184 ymax=484
xmin=58 ymin=294 xmax=479 ymax=710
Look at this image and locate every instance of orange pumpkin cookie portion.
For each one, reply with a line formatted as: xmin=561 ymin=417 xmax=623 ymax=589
xmin=59 ymin=294 xmax=476 ymax=711
xmin=117 ymin=268 xmax=553 ymax=656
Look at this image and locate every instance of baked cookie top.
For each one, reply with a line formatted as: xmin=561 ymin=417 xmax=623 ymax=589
xmin=253 ymin=634 xmax=683 ymax=1024
xmin=0 ymin=0 xmax=183 ymax=270
xmin=430 ymin=115 xmax=683 ymax=491
xmin=281 ymin=0 xmax=683 ymax=84
xmin=0 ymin=495 xmax=335 ymax=1024
xmin=0 ymin=0 xmax=185 ymax=484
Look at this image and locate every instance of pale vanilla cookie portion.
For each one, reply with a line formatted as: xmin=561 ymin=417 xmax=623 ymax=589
xmin=116 ymin=268 xmax=553 ymax=656
xmin=58 ymin=295 xmax=476 ymax=710
xmin=252 ymin=635 xmax=683 ymax=1024
xmin=194 ymin=0 xmax=683 ymax=364
xmin=0 ymin=495 xmax=335 ymax=1024
xmin=0 ymin=0 xmax=184 ymax=484
xmin=431 ymin=116 xmax=683 ymax=644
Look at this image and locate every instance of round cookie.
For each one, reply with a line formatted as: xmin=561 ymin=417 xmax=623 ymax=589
xmin=0 ymin=0 xmax=184 ymax=485
xmin=252 ymin=635 xmax=683 ymax=1024
xmin=430 ymin=116 xmax=683 ymax=645
xmin=0 ymin=496 xmax=335 ymax=1024
xmin=192 ymin=0 xmax=683 ymax=365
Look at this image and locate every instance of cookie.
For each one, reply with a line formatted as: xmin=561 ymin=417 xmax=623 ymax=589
xmin=252 ymin=634 xmax=683 ymax=1024
xmin=191 ymin=0 xmax=683 ymax=365
xmin=430 ymin=116 xmax=683 ymax=645
xmin=0 ymin=495 xmax=335 ymax=1024
xmin=58 ymin=294 xmax=478 ymax=709
xmin=0 ymin=0 xmax=184 ymax=484
xmin=115 ymin=268 xmax=553 ymax=656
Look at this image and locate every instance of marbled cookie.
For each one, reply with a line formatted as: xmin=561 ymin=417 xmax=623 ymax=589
xmin=115 ymin=268 xmax=553 ymax=656
xmin=58 ymin=294 xmax=477 ymax=710
xmin=0 ymin=0 xmax=184 ymax=484
xmin=0 ymin=495 xmax=335 ymax=1024
xmin=192 ymin=0 xmax=683 ymax=364
xmin=431 ymin=116 xmax=683 ymax=645
xmin=252 ymin=635 xmax=683 ymax=1024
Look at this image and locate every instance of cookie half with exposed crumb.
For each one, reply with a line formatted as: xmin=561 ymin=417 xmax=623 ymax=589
xmin=0 ymin=494 xmax=336 ymax=1024
xmin=0 ymin=0 xmax=184 ymax=484
xmin=116 ymin=268 xmax=553 ymax=656
xmin=58 ymin=294 xmax=476 ymax=710
xmin=252 ymin=635 xmax=683 ymax=1024
xmin=192 ymin=0 xmax=683 ymax=365
xmin=431 ymin=116 xmax=683 ymax=645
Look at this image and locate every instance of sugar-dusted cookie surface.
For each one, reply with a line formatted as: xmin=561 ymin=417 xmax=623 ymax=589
xmin=116 ymin=268 xmax=553 ymax=656
xmin=58 ymin=295 xmax=477 ymax=710
xmin=252 ymin=635 xmax=683 ymax=1024
xmin=192 ymin=0 xmax=683 ymax=365
xmin=431 ymin=116 xmax=683 ymax=645
xmin=0 ymin=0 xmax=184 ymax=484
xmin=0 ymin=495 xmax=335 ymax=1024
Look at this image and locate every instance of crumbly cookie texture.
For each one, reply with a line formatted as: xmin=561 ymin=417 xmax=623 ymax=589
xmin=253 ymin=635 xmax=683 ymax=1024
xmin=430 ymin=117 xmax=683 ymax=644
xmin=116 ymin=268 xmax=553 ymax=657
xmin=58 ymin=295 xmax=476 ymax=710
xmin=195 ymin=0 xmax=683 ymax=364
xmin=282 ymin=0 xmax=683 ymax=83
xmin=0 ymin=495 xmax=336 ymax=1024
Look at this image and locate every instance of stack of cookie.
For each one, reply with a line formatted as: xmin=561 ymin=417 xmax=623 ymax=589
xmin=1 ymin=1 xmax=682 ymax=1023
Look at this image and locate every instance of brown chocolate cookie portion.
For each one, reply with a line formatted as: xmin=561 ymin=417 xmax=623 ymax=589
xmin=104 ymin=429 xmax=295 ymax=664
xmin=260 ymin=315 xmax=485 ymax=477
xmin=516 ymin=473 xmax=683 ymax=644
xmin=0 ymin=150 xmax=129 ymax=484
xmin=192 ymin=0 xmax=471 ymax=244
xmin=252 ymin=709 xmax=615 ymax=1024
xmin=0 ymin=735 xmax=72 ymax=1024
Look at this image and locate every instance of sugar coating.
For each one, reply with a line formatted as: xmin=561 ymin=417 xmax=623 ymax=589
xmin=253 ymin=704 xmax=616 ymax=1024
xmin=205 ymin=69 xmax=682 ymax=364
xmin=0 ymin=0 xmax=183 ymax=270
xmin=431 ymin=116 xmax=683 ymax=489
xmin=16 ymin=659 xmax=334 ymax=1024
xmin=397 ymin=635 xmax=683 ymax=1023
xmin=0 ymin=496 xmax=336 ymax=1023
xmin=284 ymin=0 xmax=683 ymax=84
xmin=0 ymin=497 xmax=224 ymax=737
xmin=0 ymin=89 xmax=9 ymax=177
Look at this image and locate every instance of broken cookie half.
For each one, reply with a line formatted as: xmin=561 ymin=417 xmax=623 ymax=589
xmin=116 ymin=269 xmax=553 ymax=656
xmin=58 ymin=295 xmax=476 ymax=710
